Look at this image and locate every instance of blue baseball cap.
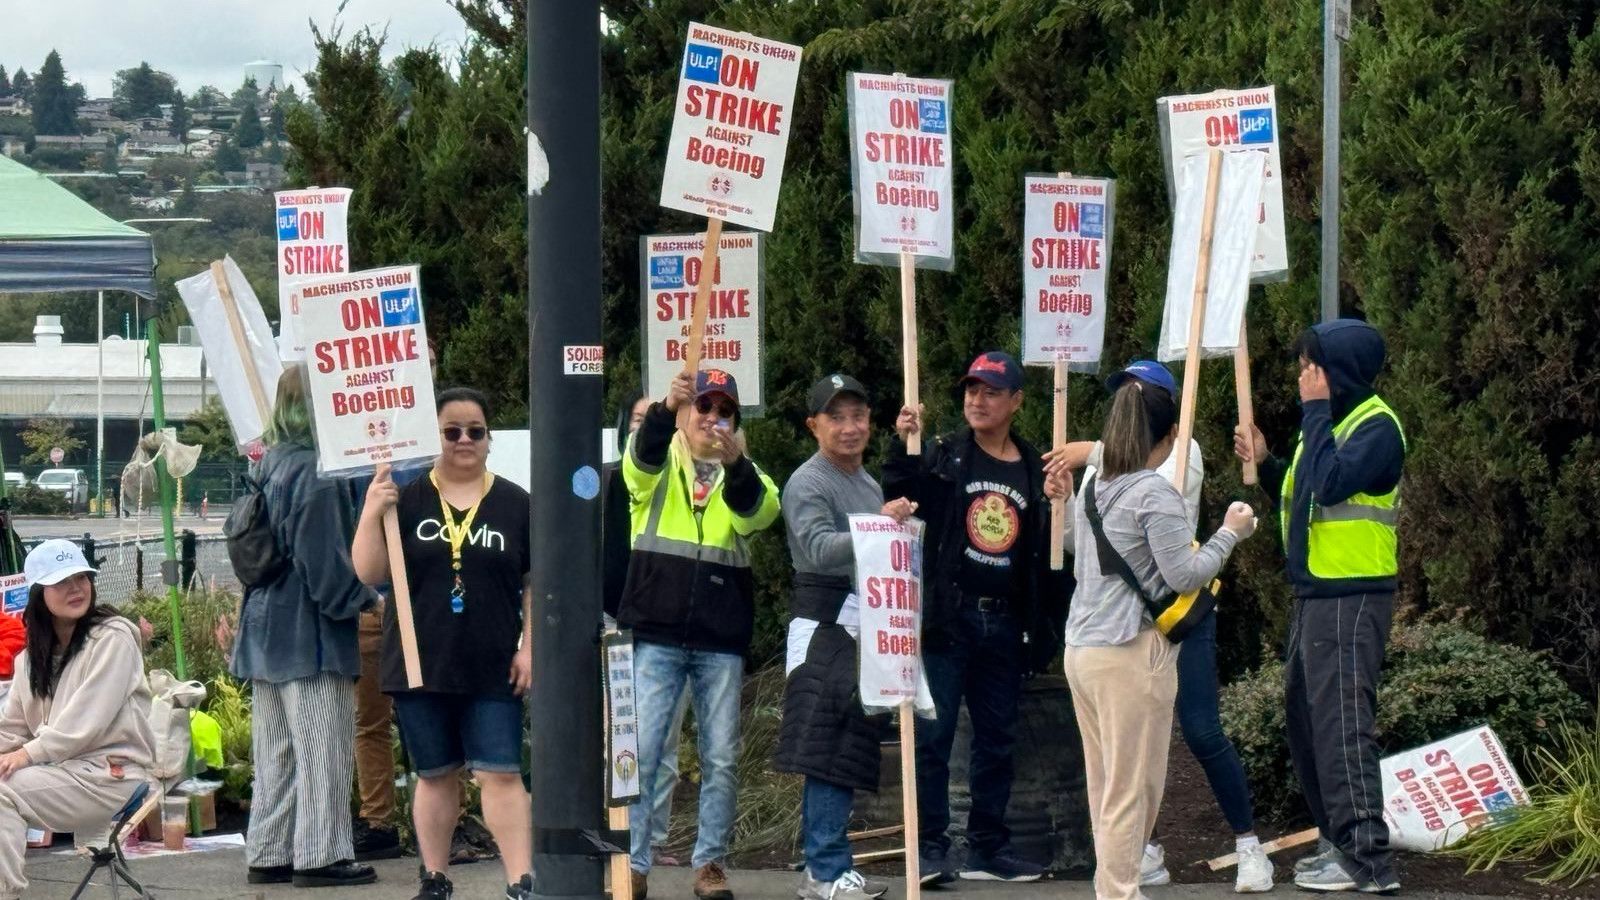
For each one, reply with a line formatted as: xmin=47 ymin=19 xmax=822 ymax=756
xmin=1105 ymin=360 xmax=1177 ymax=397
xmin=959 ymin=351 xmax=1024 ymax=392
xmin=693 ymin=368 xmax=740 ymax=406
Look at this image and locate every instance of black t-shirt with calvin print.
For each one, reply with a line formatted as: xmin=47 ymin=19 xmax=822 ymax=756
xmin=381 ymin=474 xmax=530 ymax=695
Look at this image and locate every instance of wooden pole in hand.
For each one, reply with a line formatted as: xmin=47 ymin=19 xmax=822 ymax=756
xmin=679 ymin=217 xmax=725 ymax=426
xmin=1049 ymin=358 xmax=1069 ymax=570
xmin=210 ymin=261 xmax=271 ymax=427
xmin=1172 ymin=149 xmax=1225 ymax=499
xmin=1234 ymin=320 xmax=1259 ymax=485
xmin=383 ymin=508 xmax=424 ymax=687
xmin=898 ymin=698 xmax=921 ymax=899
xmin=900 ymin=250 xmax=921 ymax=455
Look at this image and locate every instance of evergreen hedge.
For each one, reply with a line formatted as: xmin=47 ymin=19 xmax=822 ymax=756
xmin=286 ymin=0 xmax=1600 ymax=687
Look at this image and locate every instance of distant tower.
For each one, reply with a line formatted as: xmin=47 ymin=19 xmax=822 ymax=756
xmin=243 ymin=60 xmax=284 ymax=91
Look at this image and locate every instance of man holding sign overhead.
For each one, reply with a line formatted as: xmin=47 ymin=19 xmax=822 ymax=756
xmin=885 ymin=352 xmax=1069 ymax=885
xmin=618 ymin=369 xmax=781 ymax=900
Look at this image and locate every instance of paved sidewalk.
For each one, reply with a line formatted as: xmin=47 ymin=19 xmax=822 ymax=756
xmin=23 ymin=850 xmax=1517 ymax=899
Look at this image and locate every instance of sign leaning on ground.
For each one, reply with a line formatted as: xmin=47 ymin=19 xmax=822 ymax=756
xmin=1381 ymin=725 xmax=1530 ymax=851
xmin=295 ymin=265 xmax=439 ymax=474
xmin=1156 ymin=86 xmax=1287 ymax=283
xmin=659 ymin=22 xmax=804 ymax=232
xmin=274 ymin=187 xmax=353 ymax=361
xmin=848 ymin=72 xmax=956 ymax=269
xmin=640 ymin=231 xmax=764 ymax=412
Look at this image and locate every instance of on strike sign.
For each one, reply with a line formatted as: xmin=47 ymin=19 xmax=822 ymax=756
xmin=1021 ymin=175 xmax=1114 ymax=368
xmin=848 ymin=73 xmax=954 ymax=269
xmin=641 ymin=231 xmax=764 ymax=411
xmin=1157 ymin=86 xmax=1287 ymax=283
xmin=850 ymin=515 xmax=926 ymax=711
xmin=659 ymin=22 xmax=802 ymax=232
xmin=298 ymin=265 xmax=438 ymax=474
xmin=1381 ymin=726 xmax=1530 ymax=852
xmin=275 ymin=188 xmax=352 ymax=361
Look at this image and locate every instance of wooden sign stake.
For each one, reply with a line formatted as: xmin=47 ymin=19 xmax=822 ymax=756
xmin=900 ymin=250 xmax=921 ymax=456
xmin=1205 ymin=827 xmax=1319 ymax=871
xmin=679 ymin=217 xmax=725 ymax=427
xmin=383 ymin=507 xmax=424 ymax=688
xmin=210 ymin=260 xmax=272 ymax=427
xmin=1172 ymin=149 xmax=1225 ymax=499
xmin=1049 ymin=358 xmax=1069 ymax=570
xmin=1234 ymin=320 xmax=1259 ymax=485
xmin=898 ymin=699 xmax=921 ymax=900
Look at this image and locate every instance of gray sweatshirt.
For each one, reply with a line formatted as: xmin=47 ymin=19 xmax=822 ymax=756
xmin=1065 ymin=469 xmax=1238 ymax=648
xmin=783 ymin=453 xmax=884 ymax=576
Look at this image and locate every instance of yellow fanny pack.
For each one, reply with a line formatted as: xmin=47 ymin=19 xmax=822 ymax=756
xmin=1083 ymin=475 xmax=1218 ymax=643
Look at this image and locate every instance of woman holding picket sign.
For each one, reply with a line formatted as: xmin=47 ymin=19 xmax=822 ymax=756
xmin=1044 ymin=374 xmax=1256 ymax=900
xmin=352 ymin=386 xmax=534 ymax=900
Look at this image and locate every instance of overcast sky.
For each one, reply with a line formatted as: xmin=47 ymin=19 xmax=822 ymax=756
xmin=0 ymin=0 xmax=470 ymax=99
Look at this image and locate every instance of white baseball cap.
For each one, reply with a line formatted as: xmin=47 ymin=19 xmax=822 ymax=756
xmin=24 ymin=539 xmax=97 ymax=587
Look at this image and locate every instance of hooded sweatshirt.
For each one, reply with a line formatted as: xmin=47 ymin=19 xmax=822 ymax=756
xmin=1259 ymin=319 xmax=1406 ymax=598
xmin=0 ymin=617 xmax=155 ymax=770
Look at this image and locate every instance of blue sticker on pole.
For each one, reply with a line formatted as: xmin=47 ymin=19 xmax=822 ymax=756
xmin=572 ymin=465 xmax=600 ymax=500
xmin=276 ymin=207 xmax=299 ymax=240
xmin=918 ymin=99 xmax=948 ymax=134
xmin=650 ymin=255 xmax=685 ymax=290
xmin=684 ymin=45 xmax=722 ymax=84
xmin=1238 ymin=108 xmax=1274 ymax=145
xmin=379 ymin=288 xmax=420 ymax=327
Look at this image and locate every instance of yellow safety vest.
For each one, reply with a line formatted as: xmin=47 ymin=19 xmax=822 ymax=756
xmin=1281 ymin=395 xmax=1406 ymax=579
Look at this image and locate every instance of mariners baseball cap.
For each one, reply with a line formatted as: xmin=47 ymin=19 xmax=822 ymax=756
xmin=1105 ymin=360 xmax=1177 ymax=397
xmin=959 ymin=351 xmax=1024 ymax=392
xmin=25 ymin=538 xmax=97 ymax=587
xmin=694 ymin=368 xmax=740 ymax=406
xmin=807 ymin=374 xmax=870 ymax=415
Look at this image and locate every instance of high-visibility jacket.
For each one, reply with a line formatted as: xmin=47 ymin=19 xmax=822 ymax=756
xmin=617 ymin=403 xmax=780 ymax=654
xmin=1281 ymin=395 xmax=1406 ymax=580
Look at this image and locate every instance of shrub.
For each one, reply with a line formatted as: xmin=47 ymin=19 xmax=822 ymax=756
xmin=1221 ymin=619 xmax=1588 ymax=822
xmin=127 ymin=586 xmax=239 ymax=689
xmin=207 ymin=674 xmax=253 ymax=806
xmin=10 ymin=485 xmax=67 ymax=516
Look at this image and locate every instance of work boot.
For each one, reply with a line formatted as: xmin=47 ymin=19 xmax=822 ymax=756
xmin=694 ymin=862 xmax=734 ymax=900
xmin=631 ymin=870 xmax=648 ymax=900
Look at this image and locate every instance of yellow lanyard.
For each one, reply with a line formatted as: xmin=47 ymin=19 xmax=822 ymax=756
xmin=429 ymin=471 xmax=493 ymax=611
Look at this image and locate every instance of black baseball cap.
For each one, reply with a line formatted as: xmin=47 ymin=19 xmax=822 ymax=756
xmin=959 ymin=351 xmax=1025 ymax=392
xmin=807 ymin=373 xmax=870 ymax=415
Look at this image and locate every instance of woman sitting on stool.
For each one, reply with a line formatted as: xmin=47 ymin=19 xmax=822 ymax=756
xmin=0 ymin=539 xmax=155 ymax=900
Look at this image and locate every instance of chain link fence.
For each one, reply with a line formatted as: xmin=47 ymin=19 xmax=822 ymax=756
xmin=21 ymin=531 xmax=240 ymax=606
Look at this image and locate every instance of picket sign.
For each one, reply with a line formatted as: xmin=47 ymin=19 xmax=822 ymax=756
xmin=601 ymin=631 xmax=641 ymax=897
xmin=297 ymin=265 xmax=438 ymax=688
xmin=212 ymin=261 xmax=272 ymax=427
xmin=1171 ymin=150 xmax=1224 ymax=498
xmin=175 ymin=257 xmax=282 ymax=452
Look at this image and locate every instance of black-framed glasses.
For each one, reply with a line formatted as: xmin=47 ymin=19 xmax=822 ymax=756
xmin=442 ymin=426 xmax=488 ymax=443
xmin=693 ymin=396 xmax=738 ymax=419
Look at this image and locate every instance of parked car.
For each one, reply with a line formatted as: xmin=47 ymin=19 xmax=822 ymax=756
xmin=2 ymin=472 xmax=24 ymax=493
xmin=34 ymin=468 xmax=89 ymax=511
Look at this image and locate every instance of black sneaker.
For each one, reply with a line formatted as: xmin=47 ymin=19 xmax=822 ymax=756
xmin=247 ymin=865 xmax=292 ymax=884
xmin=507 ymin=873 xmax=534 ymax=899
xmin=959 ymin=848 xmax=1045 ymax=883
xmin=354 ymin=819 xmax=404 ymax=861
xmin=292 ymin=860 xmax=378 ymax=887
xmin=415 ymin=868 xmax=454 ymax=900
xmin=918 ymin=845 xmax=956 ymax=887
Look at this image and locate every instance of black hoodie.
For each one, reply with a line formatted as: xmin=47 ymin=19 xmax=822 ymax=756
xmin=600 ymin=390 xmax=645 ymax=618
xmin=1259 ymin=320 xmax=1406 ymax=598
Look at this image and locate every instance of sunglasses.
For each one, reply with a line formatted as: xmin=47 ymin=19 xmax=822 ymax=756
xmin=441 ymin=425 xmax=488 ymax=443
xmin=693 ymin=396 xmax=738 ymax=419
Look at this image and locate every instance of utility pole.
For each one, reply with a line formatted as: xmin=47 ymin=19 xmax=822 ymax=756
xmin=526 ymin=2 xmax=607 ymax=899
xmin=1321 ymin=0 xmax=1351 ymax=323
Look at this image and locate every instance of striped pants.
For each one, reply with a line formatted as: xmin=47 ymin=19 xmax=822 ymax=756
xmin=246 ymin=672 xmax=356 ymax=870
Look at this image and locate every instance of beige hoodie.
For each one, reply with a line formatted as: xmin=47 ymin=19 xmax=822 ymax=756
xmin=0 ymin=617 xmax=155 ymax=770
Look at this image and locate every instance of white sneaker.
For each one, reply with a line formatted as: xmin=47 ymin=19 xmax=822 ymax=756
xmin=1234 ymin=844 xmax=1274 ymax=893
xmin=1140 ymin=843 xmax=1172 ymax=887
xmin=797 ymin=870 xmax=888 ymax=900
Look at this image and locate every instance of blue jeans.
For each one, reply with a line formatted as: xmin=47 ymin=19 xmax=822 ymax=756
xmin=1176 ymin=609 xmax=1255 ymax=834
xmin=649 ymin=693 xmax=689 ymax=847
xmin=915 ymin=602 xmax=1023 ymax=857
xmin=629 ymin=641 xmax=742 ymax=873
xmin=802 ymin=777 xmax=854 ymax=882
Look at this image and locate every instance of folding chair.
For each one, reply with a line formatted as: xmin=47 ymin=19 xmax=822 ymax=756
xmin=69 ymin=781 xmax=157 ymax=899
